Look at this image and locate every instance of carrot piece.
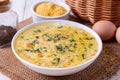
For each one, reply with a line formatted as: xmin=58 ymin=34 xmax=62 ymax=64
xmin=27 ymin=43 xmax=34 ymax=48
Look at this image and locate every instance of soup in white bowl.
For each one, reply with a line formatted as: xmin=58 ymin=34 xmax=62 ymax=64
xmin=14 ymin=23 xmax=98 ymax=68
xmin=12 ymin=20 xmax=102 ymax=76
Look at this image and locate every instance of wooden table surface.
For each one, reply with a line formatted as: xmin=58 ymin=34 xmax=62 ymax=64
xmin=0 ymin=0 xmax=120 ymax=80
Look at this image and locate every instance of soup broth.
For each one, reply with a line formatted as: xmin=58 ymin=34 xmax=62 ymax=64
xmin=14 ymin=23 xmax=98 ymax=68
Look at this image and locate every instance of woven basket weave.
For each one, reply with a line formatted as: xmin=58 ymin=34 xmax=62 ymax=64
xmin=66 ymin=0 xmax=120 ymax=26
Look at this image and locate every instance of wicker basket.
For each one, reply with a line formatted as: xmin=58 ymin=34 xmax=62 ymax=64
xmin=66 ymin=0 xmax=120 ymax=26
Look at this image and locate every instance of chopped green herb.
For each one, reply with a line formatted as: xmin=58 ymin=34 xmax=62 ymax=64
xmin=24 ymin=48 xmax=41 ymax=53
xmin=56 ymin=58 xmax=60 ymax=64
xmin=44 ymin=50 xmax=47 ymax=52
xmin=37 ymin=47 xmax=48 ymax=52
xmin=53 ymin=54 xmax=57 ymax=56
xmin=35 ymin=36 xmax=39 ymax=39
xmin=90 ymin=37 xmax=95 ymax=40
xmin=57 ymin=26 xmax=63 ymax=29
xmin=68 ymin=50 xmax=74 ymax=52
xmin=52 ymin=58 xmax=60 ymax=65
xmin=31 ymin=40 xmax=39 ymax=45
xmin=55 ymin=33 xmax=61 ymax=38
xmin=54 ymin=34 xmax=60 ymax=41
xmin=40 ymin=48 xmax=43 ymax=50
xmin=44 ymin=33 xmax=51 ymax=37
xmin=34 ymin=29 xmax=41 ymax=33
xmin=82 ymin=54 xmax=85 ymax=59
xmin=85 ymin=37 xmax=95 ymax=40
xmin=44 ymin=33 xmax=67 ymax=42
xmin=84 ymin=47 xmax=87 ymax=52
xmin=75 ymin=31 xmax=78 ymax=34
xmin=64 ymin=46 xmax=69 ymax=51
xmin=34 ymin=48 xmax=41 ymax=53
xmin=56 ymin=45 xmax=70 ymax=52
xmin=43 ymin=47 xmax=47 ymax=49
xmin=56 ymin=44 xmax=63 ymax=51
xmin=51 ymin=62 xmax=56 ymax=65
xmin=61 ymin=35 xmax=68 ymax=39
xmin=21 ymin=36 xmax=24 ymax=39
xmin=25 ymin=49 xmax=31 ymax=52
xmin=68 ymin=38 xmax=75 ymax=42
xmin=84 ymin=49 xmax=87 ymax=52
xmin=76 ymin=55 xmax=78 ymax=56
xmin=26 ymin=38 xmax=29 ymax=40
xmin=88 ymin=43 xmax=93 ymax=48
xmin=81 ymin=43 xmax=85 ymax=45
xmin=39 ymin=55 xmax=43 ymax=58
xmin=54 ymin=33 xmax=67 ymax=42
xmin=79 ymin=38 xmax=82 ymax=40
xmin=44 ymin=33 xmax=53 ymax=41
xmin=85 ymin=38 xmax=89 ymax=40
xmin=72 ymin=43 xmax=77 ymax=48
xmin=95 ymin=49 xmax=97 ymax=52
xmin=70 ymin=59 xmax=73 ymax=62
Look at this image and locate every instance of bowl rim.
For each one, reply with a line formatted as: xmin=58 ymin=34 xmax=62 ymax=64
xmin=31 ymin=0 xmax=71 ymax=19
xmin=11 ymin=20 xmax=102 ymax=71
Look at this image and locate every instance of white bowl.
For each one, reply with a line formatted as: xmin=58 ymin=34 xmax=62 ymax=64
xmin=31 ymin=0 xmax=71 ymax=22
xmin=11 ymin=20 xmax=102 ymax=76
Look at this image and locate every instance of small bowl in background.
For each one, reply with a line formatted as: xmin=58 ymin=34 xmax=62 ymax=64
xmin=31 ymin=0 xmax=71 ymax=22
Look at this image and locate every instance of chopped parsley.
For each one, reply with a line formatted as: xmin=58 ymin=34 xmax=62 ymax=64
xmin=57 ymin=26 xmax=63 ymax=29
xmin=52 ymin=58 xmax=60 ymax=65
xmin=21 ymin=36 xmax=24 ymax=39
xmin=88 ymin=43 xmax=93 ymax=48
xmin=56 ymin=58 xmax=60 ymax=64
xmin=44 ymin=33 xmax=67 ymax=42
xmin=39 ymin=47 xmax=47 ymax=52
xmin=25 ymin=48 xmax=41 ymax=53
xmin=31 ymin=40 xmax=39 ymax=45
xmin=85 ymin=37 xmax=95 ymax=40
xmin=34 ymin=29 xmax=41 ymax=33
xmin=64 ymin=46 xmax=69 ymax=51
xmin=55 ymin=44 xmax=76 ymax=53
xmin=72 ymin=43 xmax=77 ymax=48
xmin=74 ymin=31 xmax=78 ymax=34
xmin=35 ymin=36 xmax=39 ymax=39
xmin=44 ymin=33 xmax=53 ymax=41
xmin=56 ymin=44 xmax=63 ymax=51
xmin=68 ymin=38 xmax=76 ymax=42
xmin=82 ymin=54 xmax=85 ymax=59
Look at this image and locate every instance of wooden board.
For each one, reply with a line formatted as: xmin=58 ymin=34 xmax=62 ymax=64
xmin=0 ymin=17 xmax=120 ymax=80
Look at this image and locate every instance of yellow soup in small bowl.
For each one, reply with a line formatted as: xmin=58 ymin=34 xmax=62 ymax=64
xmin=14 ymin=23 xmax=98 ymax=68
xmin=31 ymin=1 xmax=70 ymax=22
xmin=35 ymin=2 xmax=67 ymax=17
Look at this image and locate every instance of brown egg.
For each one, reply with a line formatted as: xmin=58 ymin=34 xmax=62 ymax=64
xmin=92 ymin=20 xmax=116 ymax=41
xmin=116 ymin=27 xmax=120 ymax=43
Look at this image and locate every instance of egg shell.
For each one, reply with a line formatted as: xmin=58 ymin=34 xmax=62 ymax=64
xmin=92 ymin=20 xmax=116 ymax=41
xmin=116 ymin=27 xmax=120 ymax=43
